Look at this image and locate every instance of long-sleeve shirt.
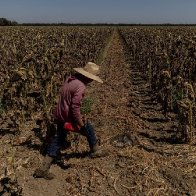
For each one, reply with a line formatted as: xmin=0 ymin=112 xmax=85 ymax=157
xmin=52 ymin=76 xmax=86 ymax=123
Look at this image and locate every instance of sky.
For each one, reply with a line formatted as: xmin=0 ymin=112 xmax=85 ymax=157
xmin=0 ymin=0 xmax=196 ymax=24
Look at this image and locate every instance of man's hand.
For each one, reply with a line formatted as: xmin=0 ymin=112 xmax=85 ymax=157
xmin=77 ymin=115 xmax=87 ymax=127
xmin=77 ymin=118 xmax=85 ymax=128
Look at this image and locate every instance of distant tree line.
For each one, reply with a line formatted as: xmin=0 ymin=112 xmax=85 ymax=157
xmin=0 ymin=18 xmax=18 ymax=26
xmin=21 ymin=23 xmax=196 ymax=26
xmin=20 ymin=23 xmax=196 ymax=27
xmin=0 ymin=18 xmax=195 ymax=26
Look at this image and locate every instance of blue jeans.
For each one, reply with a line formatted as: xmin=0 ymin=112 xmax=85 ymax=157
xmin=47 ymin=121 xmax=97 ymax=157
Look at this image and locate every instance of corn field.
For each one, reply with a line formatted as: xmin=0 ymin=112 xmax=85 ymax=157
xmin=0 ymin=26 xmax=196 ymax=195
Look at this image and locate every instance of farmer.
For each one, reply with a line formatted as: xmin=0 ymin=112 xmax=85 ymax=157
xmin=34 ymin=62 xmax=107 ymax=180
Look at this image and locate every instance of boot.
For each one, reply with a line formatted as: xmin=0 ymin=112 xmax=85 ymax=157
xmin=33 ymin=155 xmax=55 ymax=180
xmin=90 ymin=144 xmax=108 ymax=158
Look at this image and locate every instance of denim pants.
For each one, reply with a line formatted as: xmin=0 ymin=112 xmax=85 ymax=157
xmin=47 ymin=121 xmax=97 ymax=157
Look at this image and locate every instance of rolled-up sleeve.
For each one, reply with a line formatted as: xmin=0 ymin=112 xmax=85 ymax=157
xmin=71 ymin=85 xmax=85 ymax=121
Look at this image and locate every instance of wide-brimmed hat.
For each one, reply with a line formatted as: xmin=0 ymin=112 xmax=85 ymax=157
xmin=73 ymin=62 xmax=103 ymax=83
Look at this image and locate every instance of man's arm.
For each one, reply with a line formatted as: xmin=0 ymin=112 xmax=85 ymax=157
xmin=71 ymin=86 xmax=86 ymax=128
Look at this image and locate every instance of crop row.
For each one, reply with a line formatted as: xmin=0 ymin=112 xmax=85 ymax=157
xmin=119 ymin=27 xmax=196 ymax=141
xmin=120 ymin=27 xmax=195 ymax=83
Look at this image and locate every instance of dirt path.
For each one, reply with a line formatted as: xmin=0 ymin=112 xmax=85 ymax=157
xmin=2 ymin=30 xmax=196 ymax=196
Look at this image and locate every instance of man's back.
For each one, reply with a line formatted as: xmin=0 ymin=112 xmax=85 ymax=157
xmin=52 ymin=76 xmax=86 ymax=123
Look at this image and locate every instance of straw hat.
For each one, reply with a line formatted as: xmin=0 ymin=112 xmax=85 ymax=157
xmin=73 ymin=62 xmax=103 ymax=83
